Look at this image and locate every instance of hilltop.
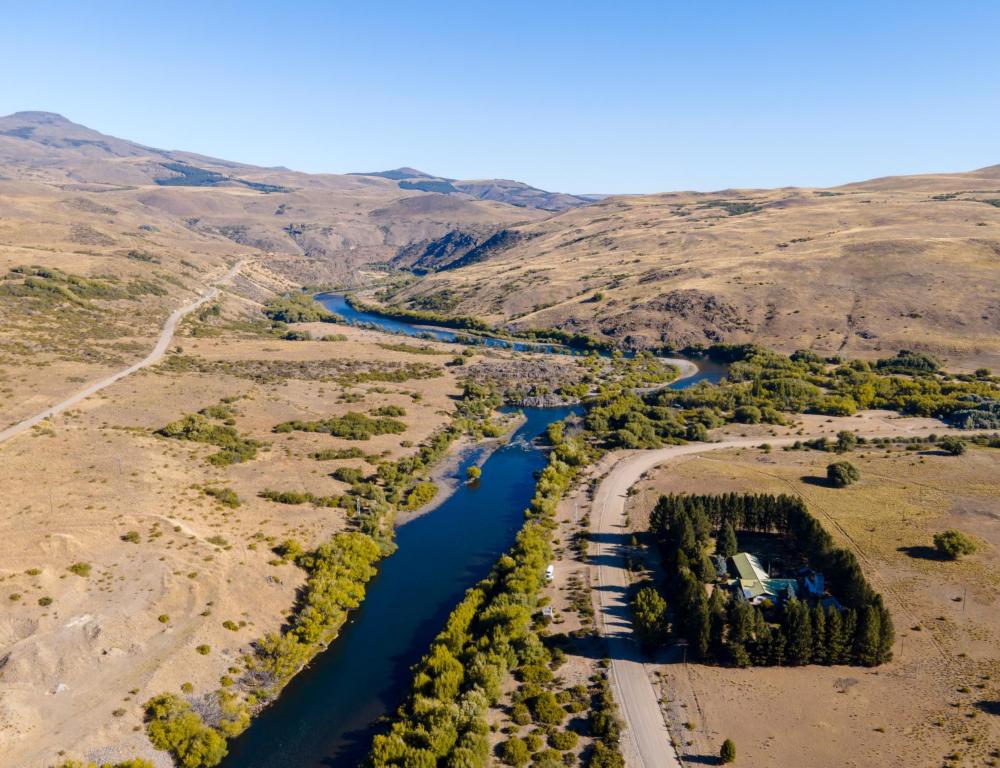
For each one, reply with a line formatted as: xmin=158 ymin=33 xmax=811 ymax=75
xmin=383 ymin=169 xmax=1000 ymax=369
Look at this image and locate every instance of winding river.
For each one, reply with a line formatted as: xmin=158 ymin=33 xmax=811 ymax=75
xmin=217 ymin=296 xmax=724 ymax=768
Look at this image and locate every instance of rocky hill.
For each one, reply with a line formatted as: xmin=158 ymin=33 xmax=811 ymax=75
xmin=382 ymin=169 xmax=1000 ymax=369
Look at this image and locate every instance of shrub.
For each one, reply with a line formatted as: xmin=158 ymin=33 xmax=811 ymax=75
xmin=827 ymin=461 xmax=859 ymax=487
xmin=332 ymin=467 xmax=365 ymax=484
xmin=721 ymin=738 xmax=737 ymax=763
xmin=121 ymin=530 xmax=141 ymax=544
xmin=144 ymin=693 xmax=227 ymax=768
xmin=38 ymin=596 xmax=53 ymax=606
xmin=531 ymin=690 xmax=565 ymax=725
xmin=273 ymin=411 xmax=405 ymax=441
xmin=403 ymin=481 xmax=438 ymax=510
xmin=939 ymin=436 xmax=966 ymax=455
xmin=204 ymin=486 xmax=241 ymax=508
xmin=548 ymin=730 xmax=578 ymax=751
xmin=511 ymin=702 xmax=532 ymax=725
xmin=157 ymin=414 xmax=261 ymax=466
xmin=466 ymin=465 xmax=482 ymax=482
xmin=499 ymin=737 xmax=530 ymax=767
xmin=195 ymin=644 xmax=211 ymax=655
xmin=734 ymin=405 xmax=762 ymax=424
xmin=933 ymin=530 xmax=977 ymax=560
xmin=67 ymin=562 xmax=92 ymax=577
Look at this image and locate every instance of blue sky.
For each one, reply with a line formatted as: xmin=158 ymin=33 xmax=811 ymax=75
xmin=2 ymin=1 xmax=998 ymax=194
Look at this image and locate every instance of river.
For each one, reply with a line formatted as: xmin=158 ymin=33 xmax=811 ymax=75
xmin=217 ymin=295 xmax=724 ymax=768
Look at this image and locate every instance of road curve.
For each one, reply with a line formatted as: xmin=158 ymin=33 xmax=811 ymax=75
xmin=591 ymin=425 xmax=967 ymax=767
xmin=0 ymin=260 xmax=244 ymax=447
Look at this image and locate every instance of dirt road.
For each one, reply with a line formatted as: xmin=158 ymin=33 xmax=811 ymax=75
xmin=0 ymin=260 xmax=244 ymax=447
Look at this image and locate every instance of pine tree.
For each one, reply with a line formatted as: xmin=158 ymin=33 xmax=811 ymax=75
xmin=875 ymin=598 xmax=894 ymax=665
xmin=729 ymin=641 xmax=750 ymax=668
xmin=784 ymin=600 xmax=813 ymax=665
xmin=840 ymin=609 xmax=857 ymax=665
xmin=690 ymin=599 xmax=712 ymax=660
xmin=810 ymin=605 xmax=827 ymax=664
xmin=855 ymin=604 xmax=882 ymax=667
xmin=769 ymin=629 xmax=787 ymax=666
xmin=824 ymin=605 xmax=844 ymax=665
xmin=716 ymin=522 xmax=738 ymax=558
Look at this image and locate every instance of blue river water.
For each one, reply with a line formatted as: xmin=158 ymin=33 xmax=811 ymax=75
xmin=217 ymin=295 xmax=724 ymax=768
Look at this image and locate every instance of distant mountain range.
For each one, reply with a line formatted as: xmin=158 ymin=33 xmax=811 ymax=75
xmin=349 ymin=167 xmax=601 ymax=212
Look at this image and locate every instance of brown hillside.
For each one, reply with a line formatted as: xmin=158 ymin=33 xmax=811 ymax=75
xmin=388 ymin=175 xmax=1000 ymax=369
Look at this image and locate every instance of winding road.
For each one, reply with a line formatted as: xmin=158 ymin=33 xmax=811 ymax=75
xmin=0 ymin=260 xmax=244 ymax=447
xmin=591 ymin=425 xmax=967 ymax=767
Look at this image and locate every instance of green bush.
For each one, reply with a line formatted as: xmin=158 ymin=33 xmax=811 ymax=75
xmin=204 ymin=486 xmax=241 ymax=508
xmin=273 ymin=411 xmax=405 ymax=440
xmin=157 ymin=414 xmax=261 ymax=465
xmin=547 ymin=730 xmax=578 ymax=751
xmin=531 ymin=691 xmax=564 ymax=725
xmin=499 ymin=737 xmax=530 ymax=767
xmin=332 ymin=466 xmax=365 ymax=484
xmin=144 ymin=693 xmax=227 ymax=767
xmin=262 ymin=293 xmax=334 ymax=323
xmin=67 ymin=562 xmax=91 ymax=577
xmin=403 ymin=481 xmax=438 ymax=510
xmin=933 ymin=530 xmax=977 ymax=560
xmin=939 ymin=436 xmax=966 ymax=455
xmin=721 ymin=738 xmax=737 ymax=763
xmin=827 ymin=461 xmax=859 ymax=487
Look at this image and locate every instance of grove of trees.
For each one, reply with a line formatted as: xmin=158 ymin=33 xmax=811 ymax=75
xmin=647 ymin=493 xmax=894 ymax=668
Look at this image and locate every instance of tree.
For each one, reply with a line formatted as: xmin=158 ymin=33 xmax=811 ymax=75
xmin=631 ymin=586 xmax=667 ymax=646
xmin=939 ymin=437 xmax=966 ymax=456
xmin=933 ymin=529 xmax=977 ymax=560
xmin=716 ymin=522 xmax=738 ymax=558
xmin=855 ymin=604 xmax=882 ymax=667
xmin=784 ymin=600 xmax=813 ymax=665
xmin=720 ymin=738 xmax=737 ymax=763
xmin=827 ymin=461 xmax=860 ymax=488
xmin=465 ymin=465 xmax=481 ymax=483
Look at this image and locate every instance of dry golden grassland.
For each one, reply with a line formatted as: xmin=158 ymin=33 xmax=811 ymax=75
xmin=395 ymin=169 xmax=1000 ymax=369
xmin=627 ymin=442 xmax=1000 ymax=768
xmin=0 ymin=290 xmax=473 ymax=767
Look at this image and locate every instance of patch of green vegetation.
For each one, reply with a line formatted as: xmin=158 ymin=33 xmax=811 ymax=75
xmin=376 ymin=341 xmax=450 ymax=355
xmin=0 ymin=265 xmax=166 ymax=305
xmin=203 ymin=486 xmax=241 ymax=508
xmin=67 ymin=562 xmax=92 ymax=577
xmin=273 ymin=411 xmax=406 ymax=440
xmin=310 ymin=446 xmax=371 ymax=461
xmin=332 ymin=467 xmax=366 ymax=484
xmin=157 ymin=414 xmax=262 ymax=466
xmin=258 ymin=489 xmax=341 ymax=507
xmin=144 ymin=693 xmax=228 ymax=767
xmin=262 ymin=293 xmax=337 ymax=324
xmin=402 ymin=481 xmax=437 ymax=510
xmin=934 ymin=529 xmax=977 ymax=560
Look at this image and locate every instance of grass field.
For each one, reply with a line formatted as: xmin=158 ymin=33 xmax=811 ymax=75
xmin=627 ymin=442 xmax=1000 ymax=767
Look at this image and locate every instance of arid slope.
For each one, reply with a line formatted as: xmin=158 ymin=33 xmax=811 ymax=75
xmin=388 ymin=168 xmax=1000 ymax=369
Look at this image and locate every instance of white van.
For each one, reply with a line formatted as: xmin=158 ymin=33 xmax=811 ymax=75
xmin=545 ymin=564 xmax=554 ymax=582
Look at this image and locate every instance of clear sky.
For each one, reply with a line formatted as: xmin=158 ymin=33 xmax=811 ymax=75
xmin=2 ymin=1 xmax=998 ymax=194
